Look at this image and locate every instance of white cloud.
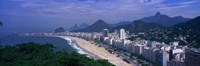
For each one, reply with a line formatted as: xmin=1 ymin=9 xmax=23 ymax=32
xmin=140 ymin=0 xmax=165 ymax=4
xmin=179 ymin=1 xmax=198 ymax=5
xmin=158 ymin=5 xmax=190 ymax=11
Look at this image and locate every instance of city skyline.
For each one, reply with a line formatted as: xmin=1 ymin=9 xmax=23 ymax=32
xmin=0 ymin=0 xmax=200 ymax=66
xmin=2 ymin=22 xmax=200 ymax=66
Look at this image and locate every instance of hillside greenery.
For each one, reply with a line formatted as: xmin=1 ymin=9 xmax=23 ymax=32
xmin=0 ymin=42 xmax=114 ymax=66
xmin=129 ymin=16 xmax=200 ymax=48
xmin=112 ymin=20 xmax=164 ymax=33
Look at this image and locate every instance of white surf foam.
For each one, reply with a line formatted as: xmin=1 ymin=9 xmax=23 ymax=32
xmin=57 ymin=36 xmax=91 ymax=57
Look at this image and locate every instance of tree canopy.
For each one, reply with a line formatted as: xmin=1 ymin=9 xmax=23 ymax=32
xmin=0 ymin=42 xmax=114 ymax=66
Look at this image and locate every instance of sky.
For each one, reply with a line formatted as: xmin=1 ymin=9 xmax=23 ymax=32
xmin=0 ymin=0 xmax=200 ymax=34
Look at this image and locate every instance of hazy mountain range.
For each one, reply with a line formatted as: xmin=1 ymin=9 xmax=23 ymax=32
xmin=68 ymin=23 xmax=89 ymax=31
xmin=71 ymin=20 xmax=110 ymax=32
xmin=54 ymin=27 xmax=65 ymax=33
xmin=139 ymin=12 xmax=190 ymax=27
xmin=52 ymin=20 xmax=132 ymax=32
xmin=71 ymin=12 xmax=190 ymax=32
xmin=109 ymin=21 xmax=132 ymax=28
xmin=112 ymin=20 xmax=164 ymax=33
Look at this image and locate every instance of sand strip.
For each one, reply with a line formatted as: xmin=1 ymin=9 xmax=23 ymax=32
xmin=62 ymin=36 xmax=133 ymax=66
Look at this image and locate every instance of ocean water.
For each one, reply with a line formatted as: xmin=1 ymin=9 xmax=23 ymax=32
xmin=0 ymin=36 xmax=75 ymax=53
xmin=0 ymin=36 xmax=97 ymax=58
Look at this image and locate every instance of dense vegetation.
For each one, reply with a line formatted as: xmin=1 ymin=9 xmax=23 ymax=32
xmin=129 ymin=16 xmax=200 ymax=47
xmin=0 ymin=42 xmax=114 ymax=66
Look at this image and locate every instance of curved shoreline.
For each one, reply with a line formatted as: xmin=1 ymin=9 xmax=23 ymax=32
xmin=72 ymin=38 xmax=101 ymax=59
xmin=58 ymin=36 xmax=132 ymax=66
xmin=56 ymin=36 xmax=100 ymax=59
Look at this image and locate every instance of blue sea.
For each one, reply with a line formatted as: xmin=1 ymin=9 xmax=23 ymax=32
xmin=0 ymin=36 xmax=97 ymax=58
xmin=0 ymin=36 xmax=75 ymax=53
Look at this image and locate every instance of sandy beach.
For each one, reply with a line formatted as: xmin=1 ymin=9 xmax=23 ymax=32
xmin=59 ymin=36 xmax=132 ymax=66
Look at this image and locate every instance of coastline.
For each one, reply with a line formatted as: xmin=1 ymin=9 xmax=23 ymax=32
xmin=56 ymin=36 xmax=99 ymax=59
xmin=72 ymin=38 xmax=101 ymax=59
xmin=58 ymin=36 xmax=132 ymax=66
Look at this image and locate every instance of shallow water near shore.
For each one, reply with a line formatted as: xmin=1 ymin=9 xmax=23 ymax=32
xmin=58 ymin=36 xmax=99 ymax=59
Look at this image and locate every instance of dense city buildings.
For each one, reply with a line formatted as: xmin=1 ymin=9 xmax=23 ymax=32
xmin=18 ymin=28 xmax=199 ymax=66
xmin=103 ymin=29 xmax=109 ymax=37
xmin=167 ymin=60 xmax=185 ymax=66
xmin=185 ymin=48 xmax=200 ymax=66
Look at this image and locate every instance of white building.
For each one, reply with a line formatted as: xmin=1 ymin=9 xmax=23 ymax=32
xmin=120 ymin=28 xmax=126 ymax=40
